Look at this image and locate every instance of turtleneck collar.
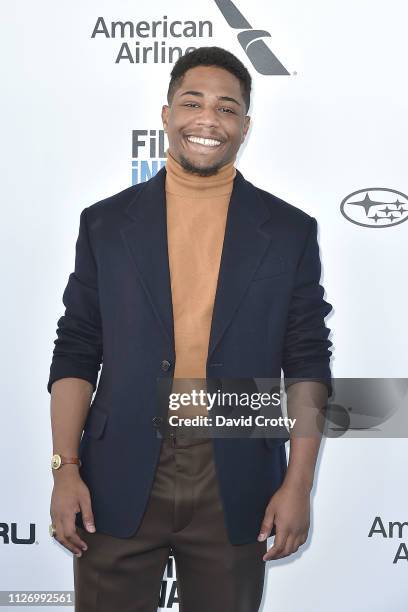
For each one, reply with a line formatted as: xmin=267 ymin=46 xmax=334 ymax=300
xmin=165 ymin=148 xmax=236 ymax=198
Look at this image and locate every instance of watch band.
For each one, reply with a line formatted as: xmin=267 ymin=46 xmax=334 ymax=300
xmin=51 ymin=454 xmax=82 ymax=470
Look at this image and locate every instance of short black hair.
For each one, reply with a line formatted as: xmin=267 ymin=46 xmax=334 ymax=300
xmin=167 ymin=46 xmax=252 ymax=113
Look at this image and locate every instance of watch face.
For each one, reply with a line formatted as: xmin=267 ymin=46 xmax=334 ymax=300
xmin=51 ymin=454 xmax=62 ymax=470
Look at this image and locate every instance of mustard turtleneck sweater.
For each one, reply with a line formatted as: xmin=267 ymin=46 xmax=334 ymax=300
xmin=165 ymin=149 xmax=236 ymax=419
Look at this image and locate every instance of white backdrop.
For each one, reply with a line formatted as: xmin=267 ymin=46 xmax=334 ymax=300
xmin=2 ymin=0 xmax=407 ymax=610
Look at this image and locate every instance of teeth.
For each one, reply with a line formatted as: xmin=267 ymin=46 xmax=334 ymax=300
xmin=187 ymin=136 xmax=222 ymax=147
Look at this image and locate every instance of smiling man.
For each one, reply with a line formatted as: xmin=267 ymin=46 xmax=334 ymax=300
xmin=162 ymin=61 xmax=249 ymax=175
xmin=48 ymin=47 xmax=333 ymax=611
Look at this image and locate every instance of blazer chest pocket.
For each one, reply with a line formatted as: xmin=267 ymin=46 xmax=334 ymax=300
xmin=83 ymin=404 xmax=109 ymax=440
xmin=252 ymin=256 xmax=286 ymax=281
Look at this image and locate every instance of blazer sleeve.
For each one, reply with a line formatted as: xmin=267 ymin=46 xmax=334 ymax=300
xmin=282 ymin=216 xmax=333 ymax=397
xmin=47 ymin=207 xmax=103 ymax=394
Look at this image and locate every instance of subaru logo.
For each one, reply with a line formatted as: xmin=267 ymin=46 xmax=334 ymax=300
xmin=340 ymin=188 xmax=408 ymax=228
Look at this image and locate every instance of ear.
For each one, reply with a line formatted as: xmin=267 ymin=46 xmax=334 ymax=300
xmin=242 ymin=115 xmax=251 ymax=141
xmin=161 ymin=105 xmax=169 ymax=133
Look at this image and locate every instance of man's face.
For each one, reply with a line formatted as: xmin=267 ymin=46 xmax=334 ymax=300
xmin=161 ymin=65 xmax=250 ymax=176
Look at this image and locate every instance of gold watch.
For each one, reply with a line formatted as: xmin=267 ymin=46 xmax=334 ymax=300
xmin=51 ymin=454 xmax=82 ymax=470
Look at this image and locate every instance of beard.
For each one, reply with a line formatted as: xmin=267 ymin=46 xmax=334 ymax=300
xmin=178 ymin=152 xmax=225 ymax=177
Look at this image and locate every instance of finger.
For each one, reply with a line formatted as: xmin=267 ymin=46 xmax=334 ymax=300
xmin=293 ymin=535 xmax=305 ymax=551
xmin=258 ymin=510 xmax=275 ymax=542
xmin=53 ymin=516 xmax=82 ymax=556
xmin=60 ymin=515 xmax=88 ymax=555
xmin=263 ymin=529 xmax=289 ymax=561
xmin=80 ymin=493 xmax=96 ymax=533
xmin=52 ymin=516 xmax=65 ymax=543
xmin=274 ymin=535 xmax=297 ymax=559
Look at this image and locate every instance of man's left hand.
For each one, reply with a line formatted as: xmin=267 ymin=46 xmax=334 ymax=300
xmin=258 ymin=483 xmax=310 ymax=561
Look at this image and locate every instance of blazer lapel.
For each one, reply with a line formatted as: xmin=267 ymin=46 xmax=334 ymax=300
xmin=121 ymin=167 xmax=175 ymax=348
xmin=120 ymin=165 xmax=275 ymax=360
xmin=207 ymin=170 xmax=273 ymax=361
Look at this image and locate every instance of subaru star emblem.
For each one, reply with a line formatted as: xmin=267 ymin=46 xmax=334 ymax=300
xmin=340 ymin=188 xmax=408 ymax=228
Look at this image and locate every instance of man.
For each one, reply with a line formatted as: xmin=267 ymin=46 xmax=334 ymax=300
xmin=48 ymin=46 xmax=333 ymax=611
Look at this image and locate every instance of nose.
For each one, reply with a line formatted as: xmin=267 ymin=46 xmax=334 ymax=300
xmin=195 ymin=105 xmax=221 ymax=128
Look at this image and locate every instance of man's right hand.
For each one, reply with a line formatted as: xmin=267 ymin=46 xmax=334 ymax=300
xmin=50 ymin=467 xmax=96 ymax=557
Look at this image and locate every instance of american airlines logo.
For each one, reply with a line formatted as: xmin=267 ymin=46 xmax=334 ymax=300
xmin=213 ymin=0 xmax=289 ymax=75
xmin=341 ymin=188 xmax=408 ymax=228
xmin=91 ymin=1 xmax=290 ymax=74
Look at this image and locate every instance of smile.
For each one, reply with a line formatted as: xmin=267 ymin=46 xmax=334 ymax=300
xmin=186 ymin=136 xmax=223 ymax=148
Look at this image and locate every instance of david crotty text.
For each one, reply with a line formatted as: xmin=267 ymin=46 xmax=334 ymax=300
xmin=168 ymin=415 xmax=297 ymax=429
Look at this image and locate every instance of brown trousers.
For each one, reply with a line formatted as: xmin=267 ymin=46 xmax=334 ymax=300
xmin=73 ymin=428 xmax=267 ymax=611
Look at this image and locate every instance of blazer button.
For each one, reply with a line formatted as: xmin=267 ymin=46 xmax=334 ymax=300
xmin=161 ymin=360 xmax=171 ymax=372
xmin=152 ymin=416 xmax=163 ymax=428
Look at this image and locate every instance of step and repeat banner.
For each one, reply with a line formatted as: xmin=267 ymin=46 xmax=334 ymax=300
xmin=2 ymin=1 xmax=407 ymax=610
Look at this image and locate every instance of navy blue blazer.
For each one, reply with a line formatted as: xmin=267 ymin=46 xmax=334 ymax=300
xmin=47 ymin=166 xmax=333 ymax=545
